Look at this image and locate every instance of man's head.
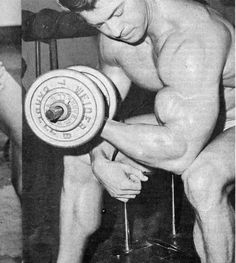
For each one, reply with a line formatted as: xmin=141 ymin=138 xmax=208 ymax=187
xmin=58 ymin=0 xmax=149 ymax=44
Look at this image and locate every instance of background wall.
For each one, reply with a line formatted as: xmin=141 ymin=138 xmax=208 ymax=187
xmin=0 ymin=0 xmax=21 ymax=27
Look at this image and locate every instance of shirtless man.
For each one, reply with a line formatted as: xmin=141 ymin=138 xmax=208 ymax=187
xmin=56 ymin=0 xmax=235 ymax=262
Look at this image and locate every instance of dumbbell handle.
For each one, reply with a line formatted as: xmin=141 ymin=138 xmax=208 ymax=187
xmin=45 ymin=105 xmax=64 ymax=122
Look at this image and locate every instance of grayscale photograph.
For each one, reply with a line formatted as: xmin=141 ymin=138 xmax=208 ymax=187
xmin=0 ymin=0 xmax=235 ymax=262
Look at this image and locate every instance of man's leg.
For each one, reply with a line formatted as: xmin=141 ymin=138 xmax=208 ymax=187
xmin=182 ymin=127 xmax=235 ymax=263
xmin=0 ymin=64 xmax=22 ymax=197
xmin=57 ymin=154 xmax=103 ymax=263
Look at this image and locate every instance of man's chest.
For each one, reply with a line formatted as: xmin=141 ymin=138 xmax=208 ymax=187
xmin=116 ymin=39 xmax=163 ymax=91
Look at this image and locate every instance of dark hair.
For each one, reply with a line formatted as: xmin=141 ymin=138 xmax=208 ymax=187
xmin=58 ymin=0 xmax=97 ymax=12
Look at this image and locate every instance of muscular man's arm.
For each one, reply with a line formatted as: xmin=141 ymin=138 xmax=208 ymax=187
xmin=98 ymin=35 xmax=132 ymax=101
xmin=90 ymin=36 xmax=150 ymax=200
xmin=101 ymin=33 xmax=230 ymax=174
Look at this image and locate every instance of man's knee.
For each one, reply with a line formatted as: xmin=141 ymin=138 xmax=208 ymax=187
xmin=182 ymin=157 xmax=231 ymax=212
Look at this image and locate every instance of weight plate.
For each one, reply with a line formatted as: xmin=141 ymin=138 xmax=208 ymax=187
xmin=25 ymin=69 xmax=105 ymax=148
xmin=68 ymin=65 xmax=117 ymax=119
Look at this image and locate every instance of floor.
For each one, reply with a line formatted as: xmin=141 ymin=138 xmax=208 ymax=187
xmin=0 ymin=131 xmax=22 ymax=263
xmin=83 ymin=176 xmax=201 ymax=263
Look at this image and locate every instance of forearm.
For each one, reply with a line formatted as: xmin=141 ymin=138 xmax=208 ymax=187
xmin=101 ymin=120 xmax=187 ymax=174
xmin=89 ymin=139 xmax=117 ymax=166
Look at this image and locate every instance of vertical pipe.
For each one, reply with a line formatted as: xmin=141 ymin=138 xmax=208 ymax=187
xmin=171 ymin=174 xmax=176 ymax=236
xmin=35 ymin=40 xmax=41 ymax=77
xmin=124 ymin=202 xmax=131 ymax=253
xmin=49 ymin=39 xmax=59 ymax=70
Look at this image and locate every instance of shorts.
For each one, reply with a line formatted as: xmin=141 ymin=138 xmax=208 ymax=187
xmin=223 ymin=119 xmax=235 ymax=131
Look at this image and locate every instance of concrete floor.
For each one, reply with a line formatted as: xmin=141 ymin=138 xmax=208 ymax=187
xmin=0 ymin=131 xmax=22 ymax=263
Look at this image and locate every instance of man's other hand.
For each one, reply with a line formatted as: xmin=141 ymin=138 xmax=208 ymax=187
xmin=92 ymin=159 xmax=148 ymax=202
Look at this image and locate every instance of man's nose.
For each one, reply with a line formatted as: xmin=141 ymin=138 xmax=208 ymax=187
xmin=104 ymin=19 xmax=123 ymax=38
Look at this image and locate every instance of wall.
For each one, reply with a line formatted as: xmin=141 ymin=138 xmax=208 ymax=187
xmin=22 ymin=0 xmax=99 ymax=89
xmin=207 ymin=0 xmax=235 ymax=25
xmin=0 ymin=0 xmax=21 ymax=26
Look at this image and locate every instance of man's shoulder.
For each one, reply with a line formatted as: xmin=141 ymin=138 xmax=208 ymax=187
xmin=98 ymin=34 xmax=125 ymax=65
xmin=160 ymin=19 xmax=232 ymax=60
xmin=160 ymin=6 xmax=233 ymax=52
xmin=158 ymin=24 xmax=232 ymax=88
xmin=195 ymin=8 xmax=234 ymax=47
xmin=98 ymin=33 xmax=120 ymax=50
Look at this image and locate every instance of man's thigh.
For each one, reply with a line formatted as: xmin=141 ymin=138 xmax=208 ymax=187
xmin=63 ymin=153 xmax=96 ymax=185
xmin=183 ymin=127 xmax=235 ymax=185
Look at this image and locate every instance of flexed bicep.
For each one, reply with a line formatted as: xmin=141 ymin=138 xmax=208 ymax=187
xmin=156 ymin=35 xmax=227 ymax=165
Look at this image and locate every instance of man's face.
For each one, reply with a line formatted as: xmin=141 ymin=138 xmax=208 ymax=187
xmin=80 ymin=0 xmax=148 ymax=43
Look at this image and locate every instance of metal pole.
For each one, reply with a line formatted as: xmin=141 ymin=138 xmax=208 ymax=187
xmin=124 ymin=202 xmax=131 ymax=253
xmin=49 ymin=39 xmax=59 ymax=70
xmin=171 ymin=174 xmax=176 ymax=236
xmin=35 ymin=40 xmax=41 ymax=77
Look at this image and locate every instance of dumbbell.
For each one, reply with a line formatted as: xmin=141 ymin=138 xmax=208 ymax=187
xmin=24 ymin=67 xmax=118 ymax=148
xmin=68 ymin=65 xmax=118 ymax=118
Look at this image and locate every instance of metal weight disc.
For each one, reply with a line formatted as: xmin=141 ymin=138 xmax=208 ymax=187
xmin=68 ymin=65 xmax=117 ymax=119
xmin=25 ymin=69 xmax=105 ymax=148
